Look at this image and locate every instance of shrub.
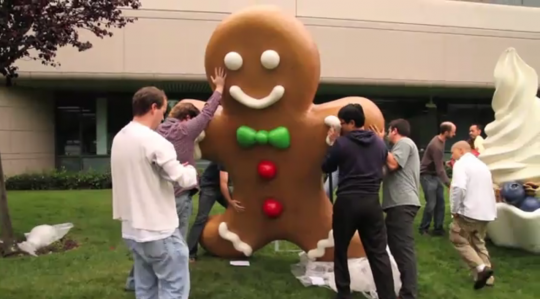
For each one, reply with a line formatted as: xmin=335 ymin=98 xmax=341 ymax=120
xmin=5 ymin=169 xmax=111 ymax=191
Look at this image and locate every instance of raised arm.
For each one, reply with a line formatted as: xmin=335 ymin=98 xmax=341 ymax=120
xmin=183 ymin=68 xmax=227 ymax=139
xmin=387 ymin=140 xmax=411 ymax=171
xmin=322 ymin=140 xmax=341 ymax=174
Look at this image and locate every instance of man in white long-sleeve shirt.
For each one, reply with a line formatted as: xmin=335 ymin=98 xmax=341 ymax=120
xmin=111 ymin=86 xmax=198 ymax=299
xmin=448 ymin=141 xmax=496 ymax=290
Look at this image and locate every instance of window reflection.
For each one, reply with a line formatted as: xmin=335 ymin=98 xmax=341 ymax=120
xmin=55 ymin=98 xmax=96 ymax=156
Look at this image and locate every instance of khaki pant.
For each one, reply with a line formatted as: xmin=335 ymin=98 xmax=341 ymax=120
xmin=449 ymin=216 xmax=491 ymax=271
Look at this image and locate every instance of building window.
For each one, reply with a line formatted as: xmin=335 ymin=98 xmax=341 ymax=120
xmin=107 ymin=96 xmax=132 ymax=154
xmin=55 ymin=98 xmax=96 ymax=156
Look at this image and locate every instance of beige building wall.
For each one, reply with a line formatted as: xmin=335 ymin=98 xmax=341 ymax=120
xmin=0 ymin=88 xmax=55 ymax=176
xmin=14 ymin=0 xmax=540 ymax=87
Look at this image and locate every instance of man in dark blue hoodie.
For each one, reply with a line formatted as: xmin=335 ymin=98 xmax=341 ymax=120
xmin=322 ymin=104 xmax=396 ymax=299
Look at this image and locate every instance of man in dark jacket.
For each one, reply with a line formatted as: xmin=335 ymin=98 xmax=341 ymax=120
xmin=322 ymin=104 xmax=396 ymax=299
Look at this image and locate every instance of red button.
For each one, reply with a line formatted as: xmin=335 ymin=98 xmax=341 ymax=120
xmin=258 ymin=160 xmax=277 ymax=180
xmin=262 ymin=198 xmax=283 ymax=218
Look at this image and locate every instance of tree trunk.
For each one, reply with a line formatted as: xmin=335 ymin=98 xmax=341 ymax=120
xmin=0 ymin=151 xmax=15 ymax=256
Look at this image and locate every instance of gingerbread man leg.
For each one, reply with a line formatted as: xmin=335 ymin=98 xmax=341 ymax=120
xmin=200 ymin=209 xmax=271 ymax=258
xmin=281 ymin=193 xmax=365 ymax=261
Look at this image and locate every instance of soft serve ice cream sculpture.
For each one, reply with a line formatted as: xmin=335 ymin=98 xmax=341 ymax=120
xmin=480 ymin=48 xmax=540 ymax=253
xmin=183 ymin=6 xmax=390 ymax=261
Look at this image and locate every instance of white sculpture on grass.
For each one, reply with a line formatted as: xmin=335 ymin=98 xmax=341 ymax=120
xmin=18 ymin=223 xmax=74 ymax=256
xmin=480 ymin=48 xmax=540 ymax=253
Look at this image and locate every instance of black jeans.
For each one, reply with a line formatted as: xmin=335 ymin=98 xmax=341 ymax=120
xmin=385 ymin=205 xmax=419 ymax=299
xmin=419 ymin=175 xmax=445 ymax=233
xmin=333 ymin=193 xmax=396 ymax=299
xmin=186 ymin=185 xmax=228 ymax=258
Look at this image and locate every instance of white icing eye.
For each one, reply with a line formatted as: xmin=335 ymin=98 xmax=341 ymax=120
xmin=260 ymin=50 xmax=280 ymax=70
xmin=224 ymin=52 xmax=243 ymax=71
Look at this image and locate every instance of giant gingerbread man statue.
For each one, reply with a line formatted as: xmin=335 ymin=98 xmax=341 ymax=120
xmin=186 ymin=6 xmax=385 ymax=261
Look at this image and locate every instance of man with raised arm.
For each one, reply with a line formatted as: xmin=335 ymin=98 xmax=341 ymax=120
xmin=112 ymin=86 xmax=198 ymax=299
xmin=418 ymin=121 xmax=455 ymax=236
xmin=157 ymin=67 xmax=228 ymax=240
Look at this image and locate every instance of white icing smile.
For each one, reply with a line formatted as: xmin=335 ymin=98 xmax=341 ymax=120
xmin=223 ymin=50 xmax=285 ymax=109
xmin=229 ymin=85 xmax=285 ymax=109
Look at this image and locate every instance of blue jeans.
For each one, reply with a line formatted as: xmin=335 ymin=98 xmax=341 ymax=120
xmin=175 ymin=192 xmax=193 ymax=240
xmin=125 ymin=193 xmax=193 ymax=292
xmin=419 ymin=175 xmax=446 ymax=233
xmin=324 ymin=169 xmax=339 ymax=199
xmin=124 ymin=229 xmax=190 ymax=299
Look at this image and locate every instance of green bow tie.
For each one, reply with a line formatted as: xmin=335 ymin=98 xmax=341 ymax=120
xmin=236 ymin=126 xmax=290 ymax=149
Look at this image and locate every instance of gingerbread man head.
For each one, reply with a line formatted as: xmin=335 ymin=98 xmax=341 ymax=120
xmin=204 ymin=5 xmax=320 ymax=115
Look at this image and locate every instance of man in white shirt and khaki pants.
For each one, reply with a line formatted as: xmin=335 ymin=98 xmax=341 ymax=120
xmin=449 ymin=141 xmax=496 ymax=290
xmin=111 ymin=87 xmax=198 ymax=299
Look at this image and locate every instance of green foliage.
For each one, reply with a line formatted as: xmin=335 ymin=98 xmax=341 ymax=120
xmin=5 ymin=169 xmax=111 ymax=191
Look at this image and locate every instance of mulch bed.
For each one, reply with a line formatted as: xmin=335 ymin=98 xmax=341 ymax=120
xmin=0 ymin=236 xmax=79 ymax=258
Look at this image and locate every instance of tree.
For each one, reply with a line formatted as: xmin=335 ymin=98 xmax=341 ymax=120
xmin=0 ymin=152 xmax=15 ymax=256
xmin=0 ymin=0 xmax=140 ymax=256
xmin=0 ymin=0 xmax=141 ymax=86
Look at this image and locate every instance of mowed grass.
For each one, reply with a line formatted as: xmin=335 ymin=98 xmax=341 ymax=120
xmin=0 ymin=190 xmax=539 ymax=299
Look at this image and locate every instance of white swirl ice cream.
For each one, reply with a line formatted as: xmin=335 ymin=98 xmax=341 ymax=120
xmin=479 ymin=48 xmax=540 ymax=184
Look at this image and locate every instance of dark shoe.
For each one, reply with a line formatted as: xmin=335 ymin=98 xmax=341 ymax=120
xmin=334 ymin=294 xmax=353 ymax=299
xmin=474 ymin=267 xmax=494 ymax=290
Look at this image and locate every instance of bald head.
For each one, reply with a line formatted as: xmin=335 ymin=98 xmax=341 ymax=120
xmin=451 ymin=140 xmax=472 ymax=160
xmin=451 ymin=141 xmax=471 ymax=151
xmin=440 ymin=121 xmax=456 ymax=140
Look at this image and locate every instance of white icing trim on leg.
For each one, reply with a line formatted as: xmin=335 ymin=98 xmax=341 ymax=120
xmin=307 ymin=229 xmax=334 ymax=260
xmin=218 ymin=222 xmax=253 ymax=256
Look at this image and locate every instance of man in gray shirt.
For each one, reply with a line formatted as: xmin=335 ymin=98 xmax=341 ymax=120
xmin=379 ymin=119 xmax=421 ymax=299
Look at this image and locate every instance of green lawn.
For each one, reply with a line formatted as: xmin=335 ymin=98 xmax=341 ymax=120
xmin=0 ymin=190 xmax=539 ymax=299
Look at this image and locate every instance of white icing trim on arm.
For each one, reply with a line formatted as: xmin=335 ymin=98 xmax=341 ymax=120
xmin=218 ymin=222 xmax=253 ymax=256
xmin=193 ymin=131 xmax=205 ymax=160
xmin=307 ymin=229 xmax=334 ymax=260
xmin=324 ymin=116 xmax=341 ymax=146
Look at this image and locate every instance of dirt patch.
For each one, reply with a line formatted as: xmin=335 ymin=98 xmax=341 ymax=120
xmin=1 ymin=237 xmax=79 ymax=258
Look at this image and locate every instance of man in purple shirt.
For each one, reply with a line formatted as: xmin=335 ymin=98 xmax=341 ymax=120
xmin=157 ymin=67 xmax=227 ymax=239
xmin=125 ymin=68 xmax=226 ymax=292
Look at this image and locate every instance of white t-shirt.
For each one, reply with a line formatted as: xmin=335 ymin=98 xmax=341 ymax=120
xmin=451 ymin=152 xmax=497 ymax=221
xmin=111 ymin=121 xmax=197 ymax=242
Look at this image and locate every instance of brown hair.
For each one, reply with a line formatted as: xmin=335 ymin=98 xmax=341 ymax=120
xmin=132 ymin=87 xmax=166 ymax=117
xmin=169 ymin=102 xmax=200 ymax=120
xmin=388 ymin=118 xmax=411 ymax=137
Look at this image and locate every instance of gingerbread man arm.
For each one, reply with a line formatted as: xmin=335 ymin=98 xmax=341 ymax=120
xmin=178 ymin=99 xmax=224 ymax=163
xmin=311 ymin=96 xmax=385 ymax=138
